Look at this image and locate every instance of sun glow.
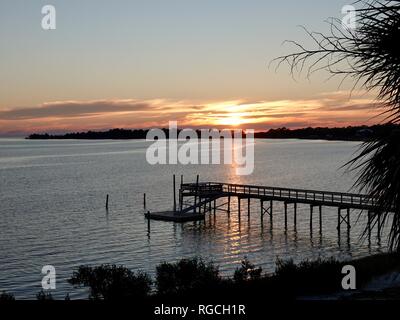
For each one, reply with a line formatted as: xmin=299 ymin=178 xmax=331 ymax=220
xmin=216 ymin=113 xmax=246 ymax=127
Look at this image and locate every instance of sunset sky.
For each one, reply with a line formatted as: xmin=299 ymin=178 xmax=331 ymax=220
xmin=0 ymin=0 xmax=383 ymax=136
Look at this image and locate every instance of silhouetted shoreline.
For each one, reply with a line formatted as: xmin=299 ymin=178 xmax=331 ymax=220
xmin=26 ymin=124 xmax=399 ymax=141
xmin=1 ymin=253 xmax=400 ymax=301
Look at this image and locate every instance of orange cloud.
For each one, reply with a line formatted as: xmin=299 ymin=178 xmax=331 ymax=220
xmin=0 ymin=91 xmax=385 ymax=135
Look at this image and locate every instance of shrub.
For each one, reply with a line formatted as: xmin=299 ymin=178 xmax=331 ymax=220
xmin=274 ymin=258 xmax=343 ymax=294
xmin=233 ymin=258 xmax=262 ymax=283
xmin=0 ymin=291 xmax=15 ymax=301
xmin=156 ymin=257 xmax=220 ymax=295
xmin=36 ymin=290 xmax=54 ymax=301
xmin=68 ymin=264 xmax=152 ymax=300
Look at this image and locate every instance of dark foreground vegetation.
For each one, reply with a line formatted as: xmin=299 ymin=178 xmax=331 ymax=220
xmin=26 ymin=124 xmax=399 ymax=141
xmin=2 ymin=253 xmax=400 ymax=301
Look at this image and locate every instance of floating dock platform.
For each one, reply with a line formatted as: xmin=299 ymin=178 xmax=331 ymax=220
xmin=145 ymin=210 xmax=205 ymax=222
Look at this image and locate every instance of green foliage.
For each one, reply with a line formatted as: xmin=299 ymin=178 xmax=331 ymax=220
xmin=68 ymin=264 xmax=152 ymax=300
xmin=156 ymin=257 xmax=220 ymax=295
xmin=274 ymin=258 xmax=343 ymax=294
xmin=233 ymin=257 xmax=262 ymax=283
xmin=0 ymin=291 xmax=15 ymax=301
xmin=36 ymin=290 xmax=54 ymax=301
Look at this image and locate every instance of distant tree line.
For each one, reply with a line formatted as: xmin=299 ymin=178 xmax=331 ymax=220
xmin=26 ymin=124 xmax=399 ymax=141
xmin=256 ymin=124 xmax=399 ymax=141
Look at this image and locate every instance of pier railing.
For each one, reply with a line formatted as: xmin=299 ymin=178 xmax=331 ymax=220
xmin=181 ymin=182 xmax=378 ymax=211
xmin=147 ymin=176 xmax=388 ymax=240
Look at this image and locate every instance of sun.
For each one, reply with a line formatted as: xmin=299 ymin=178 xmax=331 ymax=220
xmin=218 ymin=114 xmax=245 ymax=127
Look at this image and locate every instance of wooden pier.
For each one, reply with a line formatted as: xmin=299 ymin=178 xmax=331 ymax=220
xmin=145 ymin=178 xmax=389 ymax=235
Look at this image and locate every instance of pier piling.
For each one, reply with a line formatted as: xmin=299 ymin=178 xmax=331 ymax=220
xmin=284 ymin=202 xmax=288 ymax=230
xmin=147 ymin=211 xmax=151 ymax=233
xmin=377 ymin=212 xmax=382 ymax=242
xmin=368 ymin=211 xmax=372 ymax=239
xmin=238 ymin=197 xmax=241 ymax=221
xmin=227 ymin=196 xmax=231 ymax=217
xmin=193 ymin=175 xmax=199 ymax=214
xmin=270 ymin=200 xmax=273 ymax=226
xmin=319 ymin=206 xmax=322 ymax=234
xmin=260 ymin=200 xmax=263 ymax=223
xmin=347 ymin=208 xmax=351 ymax=232
xmin=173 ymin=175 xmax=177 ymax=213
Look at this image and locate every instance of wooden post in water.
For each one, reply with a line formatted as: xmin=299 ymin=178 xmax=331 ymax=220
xmin=147 ymin=211 xmax=151 ymax=234
xmin=178 ymin=189 xmax=182 ymax=214
xmin=173 ymin=175 xmax=177 ymax=213
xmin=270 ymin=200 xmax=273 ymax=226
xmin=143 ymin=193 xmax=146 ymax=210
xmin=106 ymin=194 xmax=109 ymax=210
xmin=179 ymin=175 xmax=183 ymax=213
xmin=238 ymin=197 xmax=241 ymax=221
xmin=347 ymin=208 xmax=351 ymax=233
xmin=260 ymin=199 xmax=264 ymax=223
xmin=227 ymin=196 xmax=231 ymax=217
xmin=368 ymin=211 xmax=372 ymax=239
xmin=310 ymin=205 xmax=313 ymax=230
xmin=213 ymin=199 xmax=217 ymax=216
xmin=337 ymin=207 xmax=341 ymax=234
xmin=194 ymin=175 xmax=199 ymax=214
xmin=319 ymin=206 xmax=322 ymax=234
xmin=294 ymin=203 xmax=297 ymax=228
xmin=247 ymin=198 xmax=250 ymax=218
xmin=284 ymin=202 xmax=288 ymax=230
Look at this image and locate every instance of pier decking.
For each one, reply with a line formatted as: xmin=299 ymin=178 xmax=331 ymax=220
xmin=146 ymin=179 xmax=388 ymax=235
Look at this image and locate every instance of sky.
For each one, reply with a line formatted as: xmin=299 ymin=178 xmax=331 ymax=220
xmin=0 ymin=0 xmax=383 ymax=135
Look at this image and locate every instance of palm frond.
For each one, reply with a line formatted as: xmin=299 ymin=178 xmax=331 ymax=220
xmin=273 ymin=0 xmax=400 ymax=250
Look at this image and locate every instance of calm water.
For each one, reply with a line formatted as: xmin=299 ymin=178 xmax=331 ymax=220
xmin=0 ymin=138 xmax=388 ymax=299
